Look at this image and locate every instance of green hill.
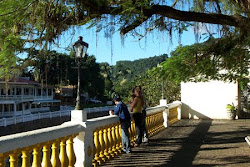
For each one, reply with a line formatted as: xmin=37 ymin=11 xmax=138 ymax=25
xmin=112 ymin=54 xmax=168 ymax=81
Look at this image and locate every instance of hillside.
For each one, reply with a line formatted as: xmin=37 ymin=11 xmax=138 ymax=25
xmin=107 ymin=54 xmax=168 ymax=98
xmin=112 ymin=54 xmax=168 ymax=81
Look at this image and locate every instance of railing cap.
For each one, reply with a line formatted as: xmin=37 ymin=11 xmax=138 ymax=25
xmin=0 ymin=122 xmax=84 ymax=153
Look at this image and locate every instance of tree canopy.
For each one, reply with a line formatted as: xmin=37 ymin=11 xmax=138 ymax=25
xmin=0 ymin=0 xmax=249 ymax=82
xmin=151 ymin=35 xmax=249 ymax=87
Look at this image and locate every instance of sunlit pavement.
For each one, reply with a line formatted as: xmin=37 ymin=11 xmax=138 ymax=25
xmin=102 ymin=119 xmax=250 ymax=167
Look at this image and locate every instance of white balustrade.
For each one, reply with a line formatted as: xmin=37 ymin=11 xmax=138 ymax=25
xmin=0 ymin=105 xmax=116 ymax=127
xmin=0 ymin=101 xmax=182 ymax=167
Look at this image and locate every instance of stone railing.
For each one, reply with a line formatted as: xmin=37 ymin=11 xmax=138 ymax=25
xmin=0 ymin=106 xmax=114 ymax=127
xmin=0 ymin=101 xmax=181 ymax=167
xmin=0 ymin=109 xmax=70 ymax=127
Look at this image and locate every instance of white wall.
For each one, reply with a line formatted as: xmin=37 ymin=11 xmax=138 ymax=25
xmin=181 ymin=81 xmax=238 ymax=119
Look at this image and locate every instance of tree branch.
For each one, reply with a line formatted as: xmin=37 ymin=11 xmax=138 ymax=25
xmin=120 ymin=5 xmax=250 ymax=34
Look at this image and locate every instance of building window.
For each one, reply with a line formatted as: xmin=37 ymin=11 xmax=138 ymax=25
xmin=29 ymin=88 xmax=33 ymax=95
xmin=37 ymin=89 xmax=41 ymax=96
xmin=1 ymin=89 xmax=5 ymax=95
xmin=48 ymin=89 xmax=52 ymax=96
xmin=43 ymin=88 xmax=47 ymax=96
xmin=17 ymin=103 xmax=22 ymax=111
xmin=16 ymin=88 xmax=21 ymax=95
xmin=24 ymin=88 xmax=29 ymax=95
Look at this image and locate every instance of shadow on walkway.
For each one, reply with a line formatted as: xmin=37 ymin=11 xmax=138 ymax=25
xmin=164 ymin=120 xmax=212 ymax=167
xmin=102 ymin=119 xmax=250 ymax=167
xmin=103 ymin=120 xmax=212 ymax=167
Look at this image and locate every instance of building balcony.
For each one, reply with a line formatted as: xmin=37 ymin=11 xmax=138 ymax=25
xmin=0 ymin=95 xmax=54 ymax=103
xmin=0 ymin=95 xmax=34 ymax=102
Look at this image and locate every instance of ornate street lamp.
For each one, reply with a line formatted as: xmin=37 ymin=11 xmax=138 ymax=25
xmin=157 ymin=63 xmax=165 ymax=100
xmin=73 ymin=36 xmax=89 ymax=110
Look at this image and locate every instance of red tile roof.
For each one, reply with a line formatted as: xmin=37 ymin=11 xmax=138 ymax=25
xmin=0 ymin=78 xmax=54 ymax=87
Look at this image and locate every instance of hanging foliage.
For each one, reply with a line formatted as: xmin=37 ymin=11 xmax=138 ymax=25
xmin=0 ymin=0 xmax=249 ymax=81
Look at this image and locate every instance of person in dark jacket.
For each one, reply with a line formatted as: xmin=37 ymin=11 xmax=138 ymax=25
xmin=109 ymin=94 xmax=131 ymax=153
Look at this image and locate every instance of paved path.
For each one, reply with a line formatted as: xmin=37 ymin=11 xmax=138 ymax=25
xmin=102 ymin=119 xmax=250 ymax=167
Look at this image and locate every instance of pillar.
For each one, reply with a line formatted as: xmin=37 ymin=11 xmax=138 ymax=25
xmin=22 ymin=103 xmax=25 ymax=115
xmin=70 ymin=109 xmax=93 ymax=167
xmin=13 ymin=103 xmax=16 ymax=114
xmin=162 ymin=106 xmax=169 ymax=128
xmin=173 ymin=101 xmax=182 ymax=120
xmin=159 ymin=99 xmax=167 ymax=106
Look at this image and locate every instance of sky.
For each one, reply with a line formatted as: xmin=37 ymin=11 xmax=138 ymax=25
xmin=53 ymin=25 xmax=203 ymax=65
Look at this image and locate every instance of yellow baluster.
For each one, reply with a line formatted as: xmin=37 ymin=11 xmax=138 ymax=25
xmin=157 ymin=112 xmax=161 ymax=131
xmin=150 ymin=114 xmax=154 ymax=135
xmin=154 ymin=113 xmax=158 ymax=134
xmin=103 ymin=127 xmax=110 ymax=160
xmin=107 ymin=125 xmax=114 ymax=158
xmin=115 ymin=123 xmax=121 ymax=153
xmin=51 ymin=141 xmax=60 ymax=167
xmin=59 ymin=139 xmax=69 ymax=167
xmin=154 ymin=114 xmax=157 ymax=135
xmin=175 ymin=107 xmax=178 ymax=120
xmin=32 ymin=146 xmax=41 ymax=167
xmin=22 ymin=148 xmax=31 ymax=167
xmin=146 ymin=115 xmax=149 ymax=134
xmin=92 ymin=129 xmax=100 ymax=166
xmin=66 ymin=136 xmax=76 ymax=167
xmin=41 ymin=143 xmax=52 ymax=167
xmin=147 ymin=115 xmax=151 ymax=137
xmin=9 ymin=150 xmax=18 ymax=167
xmin=168 ymin=108 xmax=172 ymax=122
xmin=156 ymin=113 xmax=160 ymax=133
xmin=128 ymin=125 xmax=133 ymax=145
xmin=111 ymin=125 xmax=118 ymax=155
xmin=169 ymin=110 xmax=171 ymax=123
xmin=0 ymin=153 xmax=7 ymax=167
xmin=170 ymin=108 xmax=174 ymax=122
xmin=131 ymin=121 xmax=136 ymax=146
xmin=159 ymin=112 xmax=164 ymax=131
xmin=98 ymin=127 xmax=105 ymax=163
xmin=119 ymin=124 xmax=123 ymax=151
xmin=154 ymin=114 xmax=158 ymax=134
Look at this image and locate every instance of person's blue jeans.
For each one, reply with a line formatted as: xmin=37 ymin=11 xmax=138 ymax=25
xmin=120 ymin=121 xmax=131 ymax=152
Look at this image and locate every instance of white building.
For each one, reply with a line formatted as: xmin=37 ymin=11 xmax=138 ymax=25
xmin=181 ymin=80 xmax=241 ymax=119
xmin=0 ymin=77 xmax=60 ymax=117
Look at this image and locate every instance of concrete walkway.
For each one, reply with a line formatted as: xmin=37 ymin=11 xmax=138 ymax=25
xmin=102 ymin=119 xmax=250 ymax=167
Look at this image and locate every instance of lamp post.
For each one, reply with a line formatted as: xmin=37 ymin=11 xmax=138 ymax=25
xmin=73 ymin=36 xmax=89 ymax=110
xmin=157 ymin=63 xmax=165 ymax=99
xmin=158 ymin=62 xmax=168 ymax=106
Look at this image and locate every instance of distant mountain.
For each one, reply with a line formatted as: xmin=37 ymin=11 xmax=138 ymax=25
xmin=112 ymin=54 xmax=168 ymax=81
xmin=112 ymin=54 xmax=168 ymax=83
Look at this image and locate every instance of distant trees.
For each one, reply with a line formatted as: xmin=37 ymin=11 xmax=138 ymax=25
xmin=108 ymin=54 xmax=181 ymax=106
xmin=135 ymin=73 xmax=180 ymax=106
xmin=151 ymin=36 xmax=249 ymax=88
xmin=0 ymin=0 xmax=248 ymax=93
xmin=22 ymin=50 xmax=105 ymax=100
xmin=111 ymin=54 xmax=168 ymax=99
xmin=19 ymin=49 xmax=182 ymax=106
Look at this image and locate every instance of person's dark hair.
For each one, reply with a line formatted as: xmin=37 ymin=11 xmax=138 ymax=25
xmin=113 ymin=93 xmax=121 ymax=101
xmin=133 ymin=86 xmax=142 ymax=92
